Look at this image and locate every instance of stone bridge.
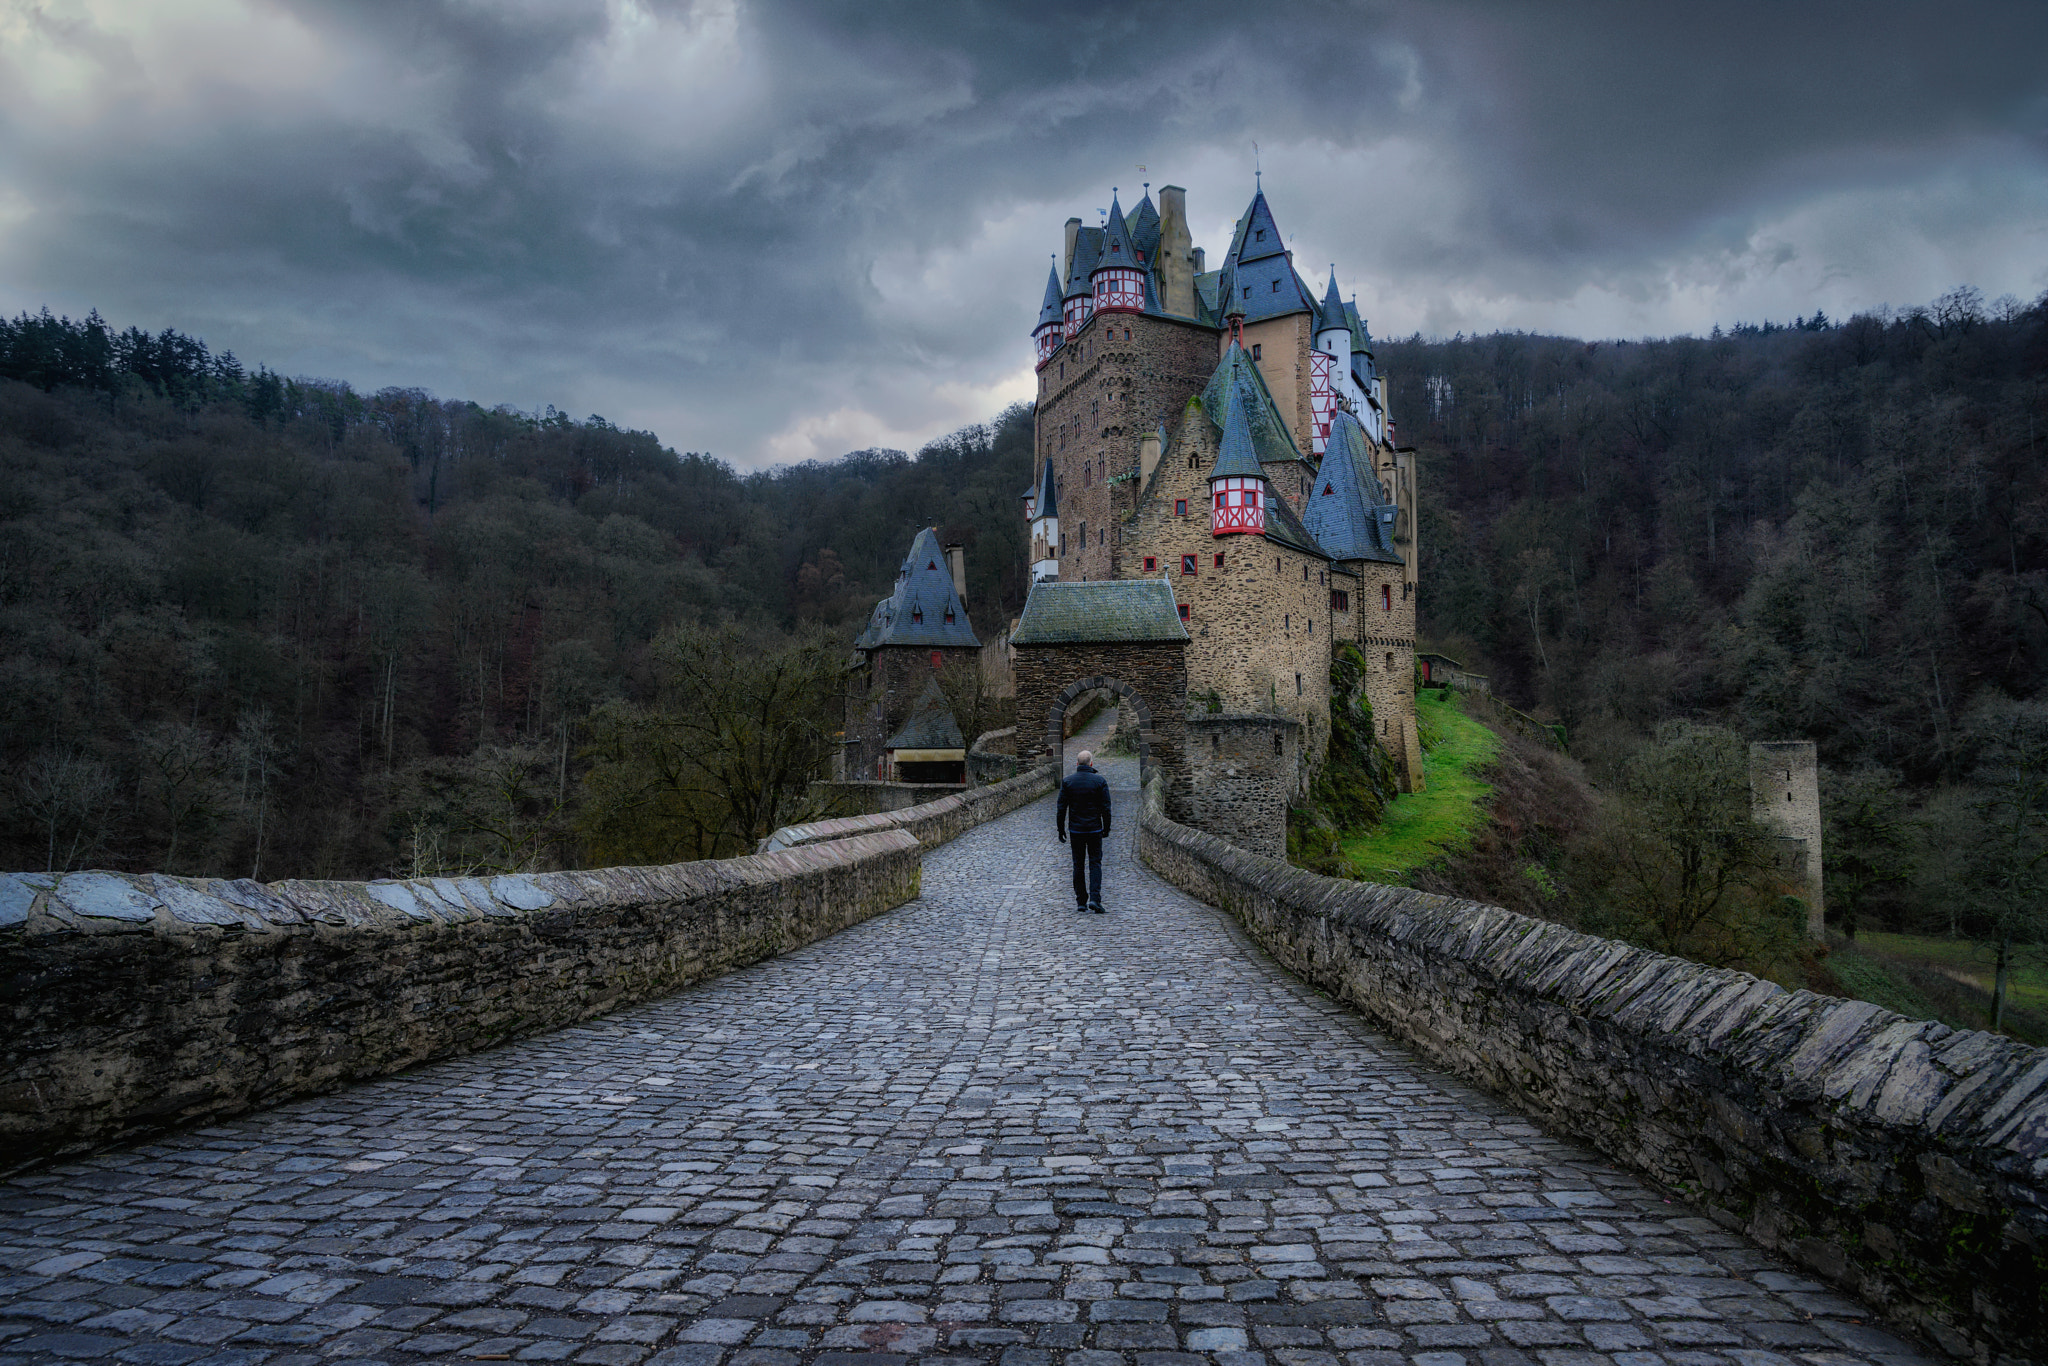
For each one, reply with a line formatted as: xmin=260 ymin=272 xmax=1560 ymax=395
xmin=0 ymin=721 xmax=1955 ymax=1366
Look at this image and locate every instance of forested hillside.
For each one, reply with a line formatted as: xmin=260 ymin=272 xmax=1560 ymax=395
xmin=0 ymin=308 xmax=1032 ymax=877
xmin=1383 ymin=289 xmax=2047 ymax=781
xmin=3 ymin=295 xmax=2042 ymax=933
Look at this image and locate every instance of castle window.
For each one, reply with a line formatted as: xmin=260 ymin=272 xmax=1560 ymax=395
xmin=1308 ymin=620 xmax=1313 ymax=635
xmin=1273 ymin=732 xmax=1282 ymax=756
xmin=944 ymin=609 xmax=955 ymax=624
xmin=1188 ymin=455 xmax=1199 ymax=470
xmin=1296 ymin=673 xmax=1303 ymax=695
xmin=1252 ymin=344 xmax=1262 ymax=360
xmin=1214 ymin=552 xmax=1225 ymax=568
xmin=1331 ymin=590 xmax=1349 ymax=611
xmin=933 ymin=651 xmax=944 ymax=669
xmin=911 ymin=607 xmax=923 ymax=624
xmin=1382 ymin=584 xmax=1392 ymax=611
xmin=1143 ymin=556 xmax=1157 ymax=572
xmin=1243 ymin=285 xmax=1252 ymax=299
xmin=1175 ymin=499 xmax=1188 ymax=516
xmin=1284 ymin=614 xmax=1289 ymax=630
xmin=1386 ymin=652 xmax=1395 ymax=672
xmin=1083 ymin=461 xmax=1091 ymax=486
xmin=1303 ymin=565 xmax=1309 ymax=581
xmin=1256 ymin=230 xmax=1265 ymax=241
xmin=1271 ymin=280 xmax=1280 ymax=293
xmin=1181 ymin=554 xmax=1198 ymax=575
xmin=1325 ymin=483 xmax=1334 ymax=495
xmin=1178 ymin=604 xmax=1190 ymax=621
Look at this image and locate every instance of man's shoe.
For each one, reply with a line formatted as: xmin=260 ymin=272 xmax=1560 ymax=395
xmin=1090 ymin=901 xmax=1106 ymax=914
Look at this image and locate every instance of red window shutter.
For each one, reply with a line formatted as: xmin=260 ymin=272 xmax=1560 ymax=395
xmin=930 ymin=651 xmax=942 ymax=668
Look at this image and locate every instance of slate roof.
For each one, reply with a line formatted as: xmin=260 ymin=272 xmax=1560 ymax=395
xmin=852 ymin=527 xmax=982 ymax=650
xmin=1011 ymin=578 xmax=1190 ymax=646
xmin=1201 ymin=343 xmax=1305 ymax=467
xmin=884 ymin=677 xmax=965 ymax=751
xmin=1033 ymin=459 xmax=1058 ymax=522
xmin=1209 ymin=385 xmax=1264 ymax=481
xmin=1036 ymin=264 xmax=1064 ymax=331
xmin=1128 ymin=191 xmax=1161 ymax=267
xmin=1318 ymin=269 xmax=1348 ymax=334
xmin=1302 ymin=410 xmax=1403 ymax=565
xmin=1093 ymin=191 xmax=1139 ymax=276
xmin=1064 ymin=227 xmax=1102 ymax=299
xmin=1234 ymin=189 xmax=1287 ymax=264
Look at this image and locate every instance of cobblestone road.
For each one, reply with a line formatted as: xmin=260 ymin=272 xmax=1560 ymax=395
xmin=1 ymin=715 xmax=1921 ymax=1366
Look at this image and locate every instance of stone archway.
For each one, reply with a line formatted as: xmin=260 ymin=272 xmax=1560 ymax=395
xmin=1012 ymin=642 xmax=1189 ymax=811
xmin=1047 ymin=675 xmax=1158 ymax=784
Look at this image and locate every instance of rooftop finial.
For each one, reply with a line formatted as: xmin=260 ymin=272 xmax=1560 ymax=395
xmin=1253 ymin=141 xmax=1261 ymax=186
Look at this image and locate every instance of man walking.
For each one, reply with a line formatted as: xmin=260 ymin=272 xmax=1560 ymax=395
xmin=1056 ymin=749 xmax=1111 ymax=913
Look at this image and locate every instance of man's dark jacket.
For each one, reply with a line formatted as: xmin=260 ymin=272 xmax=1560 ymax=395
xmin=1057 ymin=765 xmax=1112 ymax=837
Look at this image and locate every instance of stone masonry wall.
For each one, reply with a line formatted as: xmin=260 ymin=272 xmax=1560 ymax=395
xmin=1137 ymin=777 xmax=2047 ymax=1364
xmin=1035 ymin=311 xmax=1220 ymax=583
xmin=1 ymin=831 xmax=922 ymax=1170
xmin=1013 ymin=641 xmax=1189 ymax=818
xmin=1182 ymin=714 xmax=1302 ymax=858
xmin=1125 ymin=400 xmax=1333 ymax=760
xmin=761 ymin=761 xmax=1058 ymax=853
xmin=1351 ymin=558 xmax=1419 ymax=788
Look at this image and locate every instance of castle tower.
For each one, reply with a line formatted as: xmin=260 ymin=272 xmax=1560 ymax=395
xmin=1028 ymin=458 xmax=1060 ymax=582
xmin=1090 ymin=191 xmax=1146 ymax=314
xmin=1033 ymin=263 xmax=1065 ymax=367
xmin=1208 ymin=378 xmax=1269 ymax=536
xmin=1062 ymin=225 xmax=1098 ymax=333
xmin=1311 ymin=270 xmax=1350 ymax=457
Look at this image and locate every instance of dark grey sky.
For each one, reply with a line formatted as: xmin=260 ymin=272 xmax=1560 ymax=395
xmin=4 ymin=1 xmax=2043 ymax=465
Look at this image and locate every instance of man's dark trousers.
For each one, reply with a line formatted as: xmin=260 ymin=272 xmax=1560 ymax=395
xmin=1069 ymin=832 xmax=1103 ymax=909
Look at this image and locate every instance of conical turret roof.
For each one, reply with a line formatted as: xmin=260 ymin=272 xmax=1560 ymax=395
xmin=1209 ymin=367 xmax=1266 ymax=482
xmin=1128 ymin=190 xmax=1161 ymax=265
xmin=1234 ymin=189 xmax=1287 ymax=265
xmin=1036 ymin=263 xmax=1064 ymax=331
xmin=1092 ymin=191 xmax=1138 ymax=276
xmin=1302 ymin=410 xmax=1403 ymax=565
xmin=1064 ymin=227 xmax=1101 ymax=299
xmin=1319 ymin=269 xmax=1348 ymax=334
xmin=1033 ymin=458 xmax=1058 ymax=522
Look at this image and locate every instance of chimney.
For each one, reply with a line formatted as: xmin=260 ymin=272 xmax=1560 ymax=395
xmin=944 ymin=542 xmax=967 ymax=599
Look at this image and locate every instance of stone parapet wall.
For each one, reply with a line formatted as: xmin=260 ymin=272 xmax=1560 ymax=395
xmin=760 ymin=762 xmax=1057 ymax=853
xmin=0 ymin=831 xmax=923 ymax=1171
xmin=1137 ymin=776 xmax=2047 ymax=1363
xmin=809 ymin=779 xmax=968 ymax=817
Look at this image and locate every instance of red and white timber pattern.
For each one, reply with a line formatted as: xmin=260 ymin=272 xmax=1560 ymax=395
xmin=1310 ymin=350 xmax=1336 ymax=456
xmin=1211 ymin=477 xmax=1267 ymax=535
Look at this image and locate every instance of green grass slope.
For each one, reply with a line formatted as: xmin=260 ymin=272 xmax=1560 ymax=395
xmin=1338 ymin=690 xmax=1499 ymax=881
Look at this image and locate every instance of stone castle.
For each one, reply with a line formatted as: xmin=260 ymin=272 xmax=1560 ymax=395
xmin=843 ymin=180 xmax=1423 ymax=853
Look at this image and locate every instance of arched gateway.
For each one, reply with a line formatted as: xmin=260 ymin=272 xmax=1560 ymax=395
xmin=1009 ymin=579 xmax=1190 ymax=806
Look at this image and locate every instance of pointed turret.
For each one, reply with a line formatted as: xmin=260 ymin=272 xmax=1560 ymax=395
xmin=1209 ymin=366 xmax=1269 ymax=537
xmin=1029 ymin=460 xmax=1060 ymax=580
xmin=1062 ymin=225 xmax=1100 ymax=332
xmin=1319 ymin=269 xmax=1348 ymax=335
xmin=1234 ymin=189 xmax=1287 ymax=264
xmin=1128 ymin=187 xmax=1162 ymax=266
xmin=1033 ymin=262 xmax=1065 ymax=365
xmin=1090 ymin=190 xmax=1146 ymax=314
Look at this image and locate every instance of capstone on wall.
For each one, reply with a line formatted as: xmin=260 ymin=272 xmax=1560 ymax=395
xmin=1137 ymin=780 xmax=2047 ymax=1366
xmin=1 ymin=833 xmax=922 ymax=1168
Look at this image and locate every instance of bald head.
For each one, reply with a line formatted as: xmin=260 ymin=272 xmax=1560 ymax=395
xmin=1076 ymin=750 xmax=1093 ymax=767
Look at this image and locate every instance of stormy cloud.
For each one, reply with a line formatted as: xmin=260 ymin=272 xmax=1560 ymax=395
xmin=3 ymin=0 xmax=2043 ymax=464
